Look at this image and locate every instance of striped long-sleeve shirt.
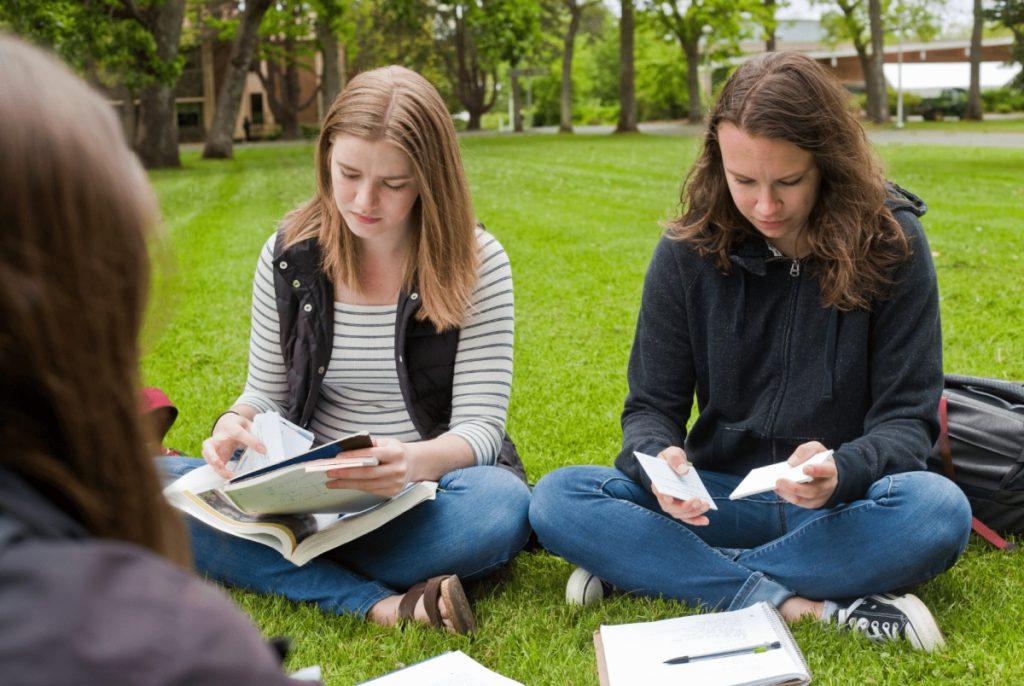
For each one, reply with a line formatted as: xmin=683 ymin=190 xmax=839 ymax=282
xmin=235 ymin=227 xmax=514 ymax=466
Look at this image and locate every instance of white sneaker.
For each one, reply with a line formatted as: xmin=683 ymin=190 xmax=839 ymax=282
xmin=565 ymin=567 xmax=613 ymax=606
xmin=832 ymin=593 xmax=946 ymax=652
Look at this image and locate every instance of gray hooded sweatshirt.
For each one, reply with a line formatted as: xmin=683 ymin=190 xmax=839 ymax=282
xmin=0 ymin=468 xmax=299 ymax=686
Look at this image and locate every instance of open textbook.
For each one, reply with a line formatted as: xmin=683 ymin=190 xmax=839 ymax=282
xmin=220 ymin=411 xmax=382 ymax=515
xmin=594 ymin=601 xmax=810 ymax=686
xmin=164 ymin=464 xmax=437 ymax=566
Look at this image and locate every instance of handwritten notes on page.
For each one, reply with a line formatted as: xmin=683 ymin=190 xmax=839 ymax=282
xmin=596 ymin=602 xmax=809 ymax=686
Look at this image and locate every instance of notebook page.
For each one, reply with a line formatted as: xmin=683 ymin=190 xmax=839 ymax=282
xmin=599 ymin=603 xmax=807 ymax=686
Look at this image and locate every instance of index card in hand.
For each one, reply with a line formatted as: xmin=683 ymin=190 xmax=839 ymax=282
xmin=635 ymin=451 xmax=718 ymax=510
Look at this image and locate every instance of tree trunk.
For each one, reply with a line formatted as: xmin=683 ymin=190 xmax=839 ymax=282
xmin=447 ymin=11 xmax=496 ymax=132
xmin=280 ymin=55 xmax=304 ymax=139
xmin=684 ymin=37 xmax=702 ymax=124
xmin=867 ymin=0 xmax=889 ymax=123
xmin=257 ymin=34 xmax=311 ymax=140
xmin=317 ymin=15 xmax=343 ymax=113
xmin=765 ymin=0 xmax=776 ymax=52
xmin=115 ymin=84 xmax=138 ymax=148
xmin=966 ymin=0 xmax=984 ymax=120
xmin=560 ymin=2 xmax=584 ymax=133
xmin=511 ymin=70 xmax=524 ymax=132
xmin=135 ymin=0 xmax=186 ymax=169
xmin=202 ymin=0 xmax=272 ymax=160
xmin=615 ymin=0 xmax=638 ymax=133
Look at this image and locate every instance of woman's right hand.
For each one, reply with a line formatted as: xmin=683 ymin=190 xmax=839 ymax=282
xmin=651 ymin=446 xmax=712 ymax=526
xmin=201 ymin=411 xmax=266 ymax=479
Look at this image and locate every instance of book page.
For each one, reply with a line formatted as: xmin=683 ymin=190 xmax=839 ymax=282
xmin=729 ymin=450 xmax=833 ymax=500
xmin=598 ymin=603 xmax=808 ymax=686
xmin=359 ymin=650 xmax=523 ymax=685
xmin=222 ymin=467 xmax=387 ymax=515
xmin=295 ymin=481 xmax=437 ymax=565
xmin=635 ymin=452 xmax=718 ymax=510
xmin=164 ymin=465 xmax=439 ymax=567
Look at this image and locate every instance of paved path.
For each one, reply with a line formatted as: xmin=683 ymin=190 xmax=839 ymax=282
xmin=518 ymin=119 xmax=1024 ymax=148
xmin=186 ymin=119 xmax=1024 ymax=150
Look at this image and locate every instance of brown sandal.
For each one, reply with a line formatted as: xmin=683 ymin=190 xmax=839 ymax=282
xmin=396 ymin=574 xmax=476 ymax=634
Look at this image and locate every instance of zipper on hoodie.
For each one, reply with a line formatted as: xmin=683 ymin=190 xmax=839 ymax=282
xmin=761 ymin=240 xmax=803 ymax=438
xmin=765 ymin=241 xmax=802 ymax=277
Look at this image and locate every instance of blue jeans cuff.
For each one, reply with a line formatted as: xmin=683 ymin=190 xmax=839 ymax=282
xmin=728 ymin=571 xmax=794 ymax=610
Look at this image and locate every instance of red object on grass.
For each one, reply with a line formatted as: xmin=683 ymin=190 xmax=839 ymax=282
xmin=141 ymin=387 xmax=179 ymax=454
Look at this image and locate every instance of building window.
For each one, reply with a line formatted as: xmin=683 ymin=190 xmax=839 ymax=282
xmin=250 ymin=93 xmax=264 ymax=125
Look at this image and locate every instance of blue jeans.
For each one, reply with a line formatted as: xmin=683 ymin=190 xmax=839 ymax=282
xmin=529 ymin=465 xmax=971 ymax=610
xmin=163 ymin=457 xmax=532 ymax=617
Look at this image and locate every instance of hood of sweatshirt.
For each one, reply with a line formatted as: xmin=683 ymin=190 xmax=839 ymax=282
xmin=723 ymin=181 xmax=928 ymax=401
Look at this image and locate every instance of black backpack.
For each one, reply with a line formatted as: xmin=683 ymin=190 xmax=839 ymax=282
xmin=928 ymin=374 xmax=1024 ymax=551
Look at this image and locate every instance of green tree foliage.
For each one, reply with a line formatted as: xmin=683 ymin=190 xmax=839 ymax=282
xmin=345 ymin=0 xmax=443 ymax=85
xmin=434 ymin=0 xmax=541 ymax=130
xmin=814 ymin=0 xmax=945 ymax=121
xmin=529 ymin=6 xmax=687 ymax=127
xmin=647 ymin=0 xmax=771 ymax=123
xmin=987 ymin=0 xmax=1024 ymax=88
xmin=0 ymin=0 xmax=187 ymax=167
xmin=0 ymin=0 xmax=186 ymax=102
xmin=256 ymin=0 xmax=324 ymax=139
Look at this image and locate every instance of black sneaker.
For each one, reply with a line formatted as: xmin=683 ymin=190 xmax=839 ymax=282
xmin=831 ymin=593 xmax=945 ymax=651
xmin=565 ymin=567 xmax=615 ymax=606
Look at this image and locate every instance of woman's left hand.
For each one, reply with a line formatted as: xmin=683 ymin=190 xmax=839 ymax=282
xmin=773 ymin=441 xmax=838 ymax=509
xmin=323 ymin=437 xmax=413 ymax=498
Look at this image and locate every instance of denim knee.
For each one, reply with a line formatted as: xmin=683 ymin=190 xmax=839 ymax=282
xmin=529 ymin=465 xmax=613 ymax=547
xmin=471 ymin=466 xmax=532 ymax=553
xmin=888 ymin=470 xmax=973 ymax=561
xmin=529 ymin=466 xmax=580 ymax=533
xmin=159 ymin=455 xmax=203 ymax=482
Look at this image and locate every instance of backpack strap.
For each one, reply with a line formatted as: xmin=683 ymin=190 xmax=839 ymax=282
xmin=939 ymin=396 xmax=1018 ymax=551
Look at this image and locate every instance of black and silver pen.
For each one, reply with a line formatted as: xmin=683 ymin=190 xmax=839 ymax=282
xmin=663 ymin=640 xmax=782 ymax=665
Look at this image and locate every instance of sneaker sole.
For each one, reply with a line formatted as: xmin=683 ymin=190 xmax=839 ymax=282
xmin=566 ymin=567 xmax=605 ymax=606
xmin=882 ymin=593 xmax=946 ymax=652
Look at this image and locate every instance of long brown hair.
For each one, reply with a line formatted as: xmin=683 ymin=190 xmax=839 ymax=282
xmin=0 ymin=35 xmax=189 ymax=566
xmin=669 ymin=51 xmax=909 ymax=311
xmin=283 ymin=66 xmax=479 ymax=330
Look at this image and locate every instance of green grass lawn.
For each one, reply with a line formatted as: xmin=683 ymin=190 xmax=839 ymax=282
xmin=145 ymin=134 xmax=1024 ymax=685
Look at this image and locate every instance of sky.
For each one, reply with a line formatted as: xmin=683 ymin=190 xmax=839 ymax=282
xmin=777 ymin=0 xmax=976 ymax=27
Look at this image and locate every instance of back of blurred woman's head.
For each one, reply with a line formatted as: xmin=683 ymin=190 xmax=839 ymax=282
xmin=0 ymin=34 xmax=188 ymax=564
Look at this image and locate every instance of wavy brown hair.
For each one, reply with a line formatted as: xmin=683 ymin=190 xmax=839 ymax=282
xmin=668 ymin=51 xmax=910 ymax=311
xmin=282 ymin=66 xmax=479 ymax=330
xmin=0 ymin=35 xmax=189 ymax=566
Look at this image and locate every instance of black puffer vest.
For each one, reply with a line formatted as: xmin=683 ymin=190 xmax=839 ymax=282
xmin=271 ymin=230 xmax=526 ymax=483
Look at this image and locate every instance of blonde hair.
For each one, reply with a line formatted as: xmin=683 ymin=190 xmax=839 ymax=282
xmin=283 ymin=66 xmax=479 ymax=330
xmin=0 ymin=35 xmax=189 ymax=567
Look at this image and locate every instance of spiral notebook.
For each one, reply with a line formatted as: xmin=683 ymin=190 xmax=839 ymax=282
xmin=594 ymin=601 xmax=811 ymax=686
